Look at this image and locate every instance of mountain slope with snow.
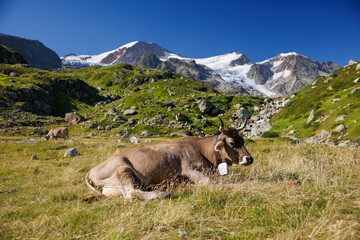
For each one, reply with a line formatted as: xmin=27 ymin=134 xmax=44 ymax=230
xmin=62 ymin=41 xmax=340 ymax=97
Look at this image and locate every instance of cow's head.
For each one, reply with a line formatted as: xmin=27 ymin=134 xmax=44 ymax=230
xmin=214 ymin=117 xmax=253 ymax=166
xmin=44 ymin=135 xmax=50 ymax=141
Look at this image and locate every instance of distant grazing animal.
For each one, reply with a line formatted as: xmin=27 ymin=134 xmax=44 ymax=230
xmin=85 ymin=117 xmax=253 ymax=200
xmin=44 ymin=127 xmax=69 ymax=140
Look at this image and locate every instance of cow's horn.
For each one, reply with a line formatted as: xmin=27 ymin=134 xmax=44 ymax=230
xmin=237 ymin=118 xmax=248 ymax=131
xmin=218 ymin=116 xmax=225 ymax=133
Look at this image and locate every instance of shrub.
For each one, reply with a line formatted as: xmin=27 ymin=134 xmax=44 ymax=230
xmin=261 ymin=131 xmax=279 ymax=138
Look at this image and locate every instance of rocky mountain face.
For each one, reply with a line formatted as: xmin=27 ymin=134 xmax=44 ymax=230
xmin=0 ymin=45 xmax=27 ymax=64
xmin=0 ymin=34 xmax=62 ymax=70
xmin=249 ymin=53 xmax=341 ymax=96
xmin=62 ymin=41 xmax=340 ymax=97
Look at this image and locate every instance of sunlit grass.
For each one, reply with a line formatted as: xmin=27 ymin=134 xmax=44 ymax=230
xmin=0 ymin=137 xmax=359 ymax=239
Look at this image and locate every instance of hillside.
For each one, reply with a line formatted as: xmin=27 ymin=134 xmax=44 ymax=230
xmin=0 ymin=34 xmax=62 ymax=70
xmin=0 ymin=63 xmax=264 ymax=137
xmin=271 ymin=61 xmax=360 ymax=144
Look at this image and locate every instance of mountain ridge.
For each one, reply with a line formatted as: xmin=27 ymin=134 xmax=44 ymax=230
xmin=62 ymin=41 xmax=340 ymax=97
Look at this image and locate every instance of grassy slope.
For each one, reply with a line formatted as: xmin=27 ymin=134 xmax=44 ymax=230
xmin=271 ymin=62 xmax=360 ymax=142
xmin=53 ymin=64 xmax=264 ymax=136
xmin=0 ymin=137 xmax=359 ymax=239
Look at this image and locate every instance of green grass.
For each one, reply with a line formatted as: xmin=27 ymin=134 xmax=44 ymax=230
xmin=271 ymin=62 xmax=360 ymax=142
xmin=0 ymin=136 xmax=359 ymax=239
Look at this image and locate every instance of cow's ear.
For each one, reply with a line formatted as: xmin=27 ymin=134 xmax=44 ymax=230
xmin=214 ymin=141 xmax=224 ymax=152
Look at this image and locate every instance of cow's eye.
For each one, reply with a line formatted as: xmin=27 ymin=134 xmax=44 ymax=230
xmin=228 ymin=141 xmax=235 ymax=146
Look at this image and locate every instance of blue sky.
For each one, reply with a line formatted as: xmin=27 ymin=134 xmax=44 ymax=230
xmin=0 ymin=0 xmax=359 ymax=66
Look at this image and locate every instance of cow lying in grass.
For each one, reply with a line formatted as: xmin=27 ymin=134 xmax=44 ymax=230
xmin=85 ymin=117 xmax=253 ymax=200
xmin=44 ymin=127 xmax=69 ymax=140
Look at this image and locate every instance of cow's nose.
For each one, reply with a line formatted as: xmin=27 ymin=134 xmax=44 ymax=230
xmin=246 ymin=156 xmax=253 ymax=164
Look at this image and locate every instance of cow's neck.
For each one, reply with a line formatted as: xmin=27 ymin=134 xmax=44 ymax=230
xmin=196 ymin=136 xmax=218 ymax=167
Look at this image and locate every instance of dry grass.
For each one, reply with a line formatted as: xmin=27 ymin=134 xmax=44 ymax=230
xmin=0 ymin=137 xmax=359 ymax=239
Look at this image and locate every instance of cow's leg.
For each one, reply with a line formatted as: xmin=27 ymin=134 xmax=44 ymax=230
xmin=181 ymin=169 xmax=212 ymax=185
xmin=102 ymin=166 xmax=169 ymax=200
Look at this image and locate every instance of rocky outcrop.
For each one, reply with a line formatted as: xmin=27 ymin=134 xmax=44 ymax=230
xmin=0 ymin=34 xmax=62 ymax=70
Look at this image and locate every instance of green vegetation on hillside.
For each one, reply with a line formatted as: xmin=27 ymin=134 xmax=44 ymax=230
xmin=271 ymin=62 xmax=360 ymax=142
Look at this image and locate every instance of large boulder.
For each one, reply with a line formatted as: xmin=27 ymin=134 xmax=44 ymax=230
xmin=65 ymin=112 xmax=85 ymax=124
xmin=236 ymin=107 xmax=251 ymax=120
xmin=198 ymin=100 xmax=215 ymax=114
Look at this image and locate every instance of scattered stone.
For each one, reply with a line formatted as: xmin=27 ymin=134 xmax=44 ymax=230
xmin=9 ymin=72 xmax=19 ymax=77
xmin=170 ymin=130 xmax=193 ymax=137
xmin=105 ymin=107 xmax=117 ymax=116
xmin=357 ymin=64 xmax=360 ymax=71
xmin=176 ymin=113 xmax=189 ymax=122
xmin=31 ymin=154 xmax=38 ymax=160
xmin=335 ymin=115 xmax=345 ymax=122
xmin=178 ymin=230 xmax=188 ymax=237
xmin=306 ymin=109 xmax=315 ymax=124
xmin=122 ymin=134 xmax=129 ymax=139
xmin=89 ymin=123 xmax=98 ymax=129
xmin=354 ymin=78 xmax=360 ymax=84
xmin=234 ymin=103 xmax=242 ymax=110
xmin=130 ymin=136 xmax=139 ymax=144
xmin=113 ymin=115 xmax=127 ymax=122
xmin=327 ymin=86 xmax=333 ymax=90
xmin=332 ymin=98 xmax=340 ymax=104
xmin=123 ymin=109 xmax=137 ymax=116
xmin=140 ymin=130 xmax=151 ymax=137
xmin=64 ymin=148 xmax=78 ymax=157
xmin=288 ymin=130 xmax=296 ymax=135
xmin=332 ymin=124 xmax=346 ymax=133
xmin=65 ymin=112 xmax=85 ymax=124
xmin=351 ymin=87 xmax=360 ymax=94
xmin=236 ymin=107 xmax=251 ymax=120
xmin=128 ymin=118 xmax=136 ymax=124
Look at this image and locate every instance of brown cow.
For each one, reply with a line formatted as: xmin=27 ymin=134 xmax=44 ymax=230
xmin=44 ymin=127 xmax=69 ymax=140
xmin=85 ymin=117 xmax=253 ymax=200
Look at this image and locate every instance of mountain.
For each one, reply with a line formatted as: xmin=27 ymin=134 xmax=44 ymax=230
xmin=0 ymin=34 xmax=62 ymax=70
xmin=271 ymin=61 xmax=360 ymax=144
xmin=62 ymin=41 xmax=340 ymax=97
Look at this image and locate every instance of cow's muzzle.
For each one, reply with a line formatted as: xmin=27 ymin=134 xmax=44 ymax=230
xmin=240 ymin=156 xmax=253 ymax=165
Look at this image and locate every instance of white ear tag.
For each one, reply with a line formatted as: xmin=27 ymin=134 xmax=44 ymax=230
xmin=218 ymin=162 xmax=228 ymax=176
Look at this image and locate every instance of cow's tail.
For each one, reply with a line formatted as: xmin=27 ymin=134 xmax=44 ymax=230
xmin=85 ymin=171 xmax=102 ymax=195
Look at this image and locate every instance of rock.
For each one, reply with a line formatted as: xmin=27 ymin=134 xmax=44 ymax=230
xmin=348 ymin=60 xmax=357 ymax=65
xmin=140 ymin=130 xmax=151 ymax=137
xmin=105 ymin=107 xmax=117 ymax=116
xmin=332 ymin=98 xmax=340 ymax=103
xmin=113 ymin=115 xmax=127 ymax=122
xmin=128 ymin=118 xmax=136 ymax=124
xmin=250 ymin=120 xmax=272 ymax=137
xmin=306 ymin=109 xmax=315 ymax=124
xmin=10 ymin=72 xmax=19 ymax=77
xmin=198 ymin=100 xmax=214 ymax=114
xmin=332 ymin=124 xmax=346 ymax=133
xmin=176 ymin=113 xmax=189 ymax=122
xmin=170 ymin=130 xmax=193 ymax=137
xmin=178 ymin=230 xmax=188 ymax=237
xmin=123 ymin=109 xmax=137 ymax=116
xmin=354 ymin=78 xmax=360 ymax=83
xmin=357 ymin=64 xmax=360 ymax=71
xmin=64 ymin=148 xmax=78 ymax=157
xmin=236 ymin=107 xmax=251 ymax=120
xmin=288 ymin=130 xmax=296 ymax=135
xmin=335 ymin=115 xmax=345 ymax=122
xmin=210 ymin=107 xmax=220 ymax=116
xmin=31 ymin=154 xmax=38 ymax=160
xmin=351 ymin=87 xmax=360 ymax=94
xmin=65 ymin=112 xmax=85 ymax=124
xmin=89 ymin=123 xmax=98 ymax=129
xmin=234 ymin=103 xmax=242 ymax=110
xmin=130 ymin=136 xmax=139 ymax=144
xmin=122 ymin=134 xmax=129 ymax=139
